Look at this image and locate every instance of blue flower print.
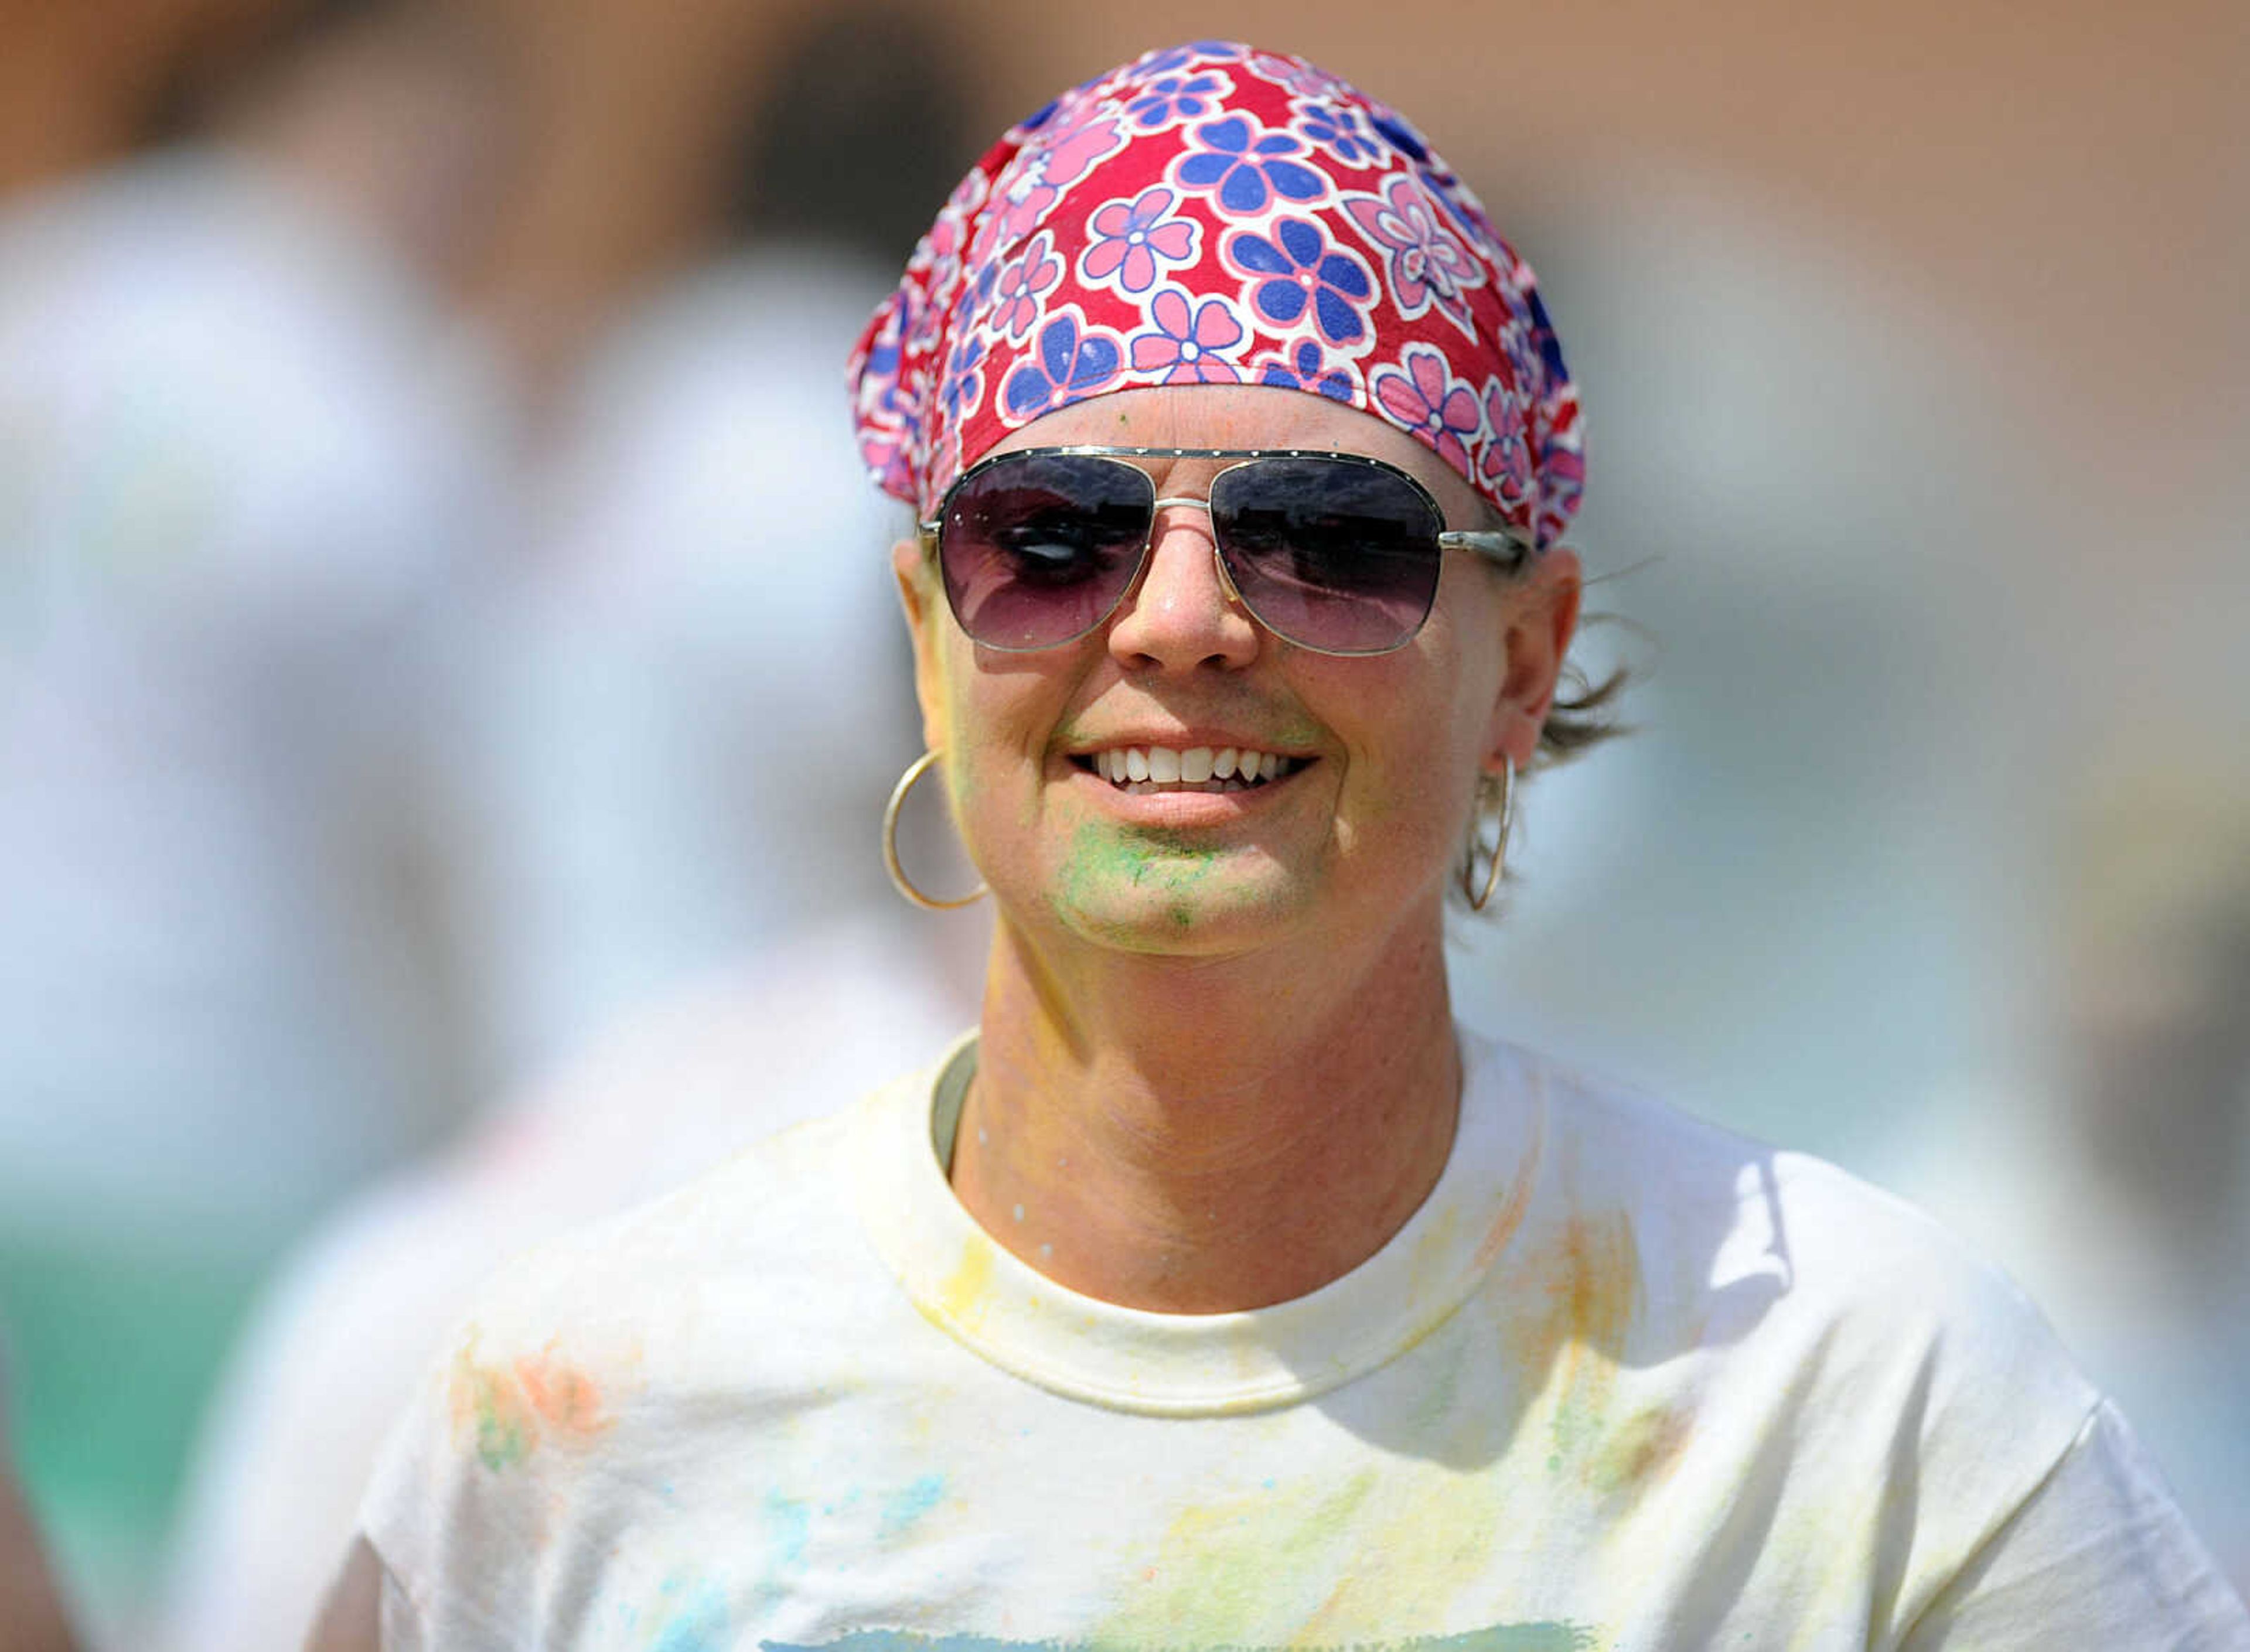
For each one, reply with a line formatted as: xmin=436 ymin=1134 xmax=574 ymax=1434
xmin=1256 ymin=339 xmax=1355 ymax=403
xmin=950 ymin=257 xmax=1001 ymax=332
xmin=941 ymin=335 xmax=988 ymax=425
xmin=1129 ymin=289 xmax=1246 ymax=385
xmin=1225 ymin=217 xmax=1375 ymax=348
xmin=1125 ymin=70 xmax=1230 ymax=131
xmin=1296 ymin=101 xmax=1382 ymax=168
xmin=1001 ymin=310 xmax=1125 ymax=420
xmin=1175 ymin=116 xmax=1327 ymax=215
xmin=1131 ymin=42 xmax=1242 ymax=79
xmin=1369 ymin=110 xmax=1430 ymax=164
xmin=1523 ymin=281 xmax=1571 ymax=387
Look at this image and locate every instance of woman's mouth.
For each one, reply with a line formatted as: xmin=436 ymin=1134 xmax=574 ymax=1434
xmin=1072 ymin=745 xmax=1307 ymax=796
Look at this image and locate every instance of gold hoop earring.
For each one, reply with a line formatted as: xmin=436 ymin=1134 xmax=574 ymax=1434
xmin=1461 ymin=754 xmax=1516 ymax=913
xmin=882 ymin=750 xmax=988 ymax=911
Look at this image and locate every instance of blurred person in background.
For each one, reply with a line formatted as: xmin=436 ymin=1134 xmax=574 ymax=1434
xmin=156 ymin=10 xmax=983 ymax=1648
xmin=1884 ymin=763 xmax=2250 ymax=1583
xmin=0 ymin=0 xmax=520 ymax=1631
xmin=321 ymin=40 xmax=2246 ymax=1648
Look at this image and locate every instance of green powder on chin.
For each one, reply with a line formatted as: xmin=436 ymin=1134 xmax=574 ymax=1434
xmin=1055 ymin=821 xmax=1225 ymax=930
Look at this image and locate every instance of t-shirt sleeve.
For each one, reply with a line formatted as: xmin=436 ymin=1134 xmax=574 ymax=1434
xmin=1900 ymin=1399 xmax=2250 ymax=1650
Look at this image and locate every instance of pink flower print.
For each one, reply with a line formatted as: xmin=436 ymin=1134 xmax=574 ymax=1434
xmin=971 ymin=115 xmax=1122 ymax=266
xmin=1080 ymin=187 xmax=1199 ymax=295
xmin=1245 ymin=50 xmax=1353 ymax=105
xmin=1041 ymin=110 xmax=1126 ymax=191
xmin=1130 ymin=289 xmax=1246 ymax=384
xmin=1372 ymin=345 xmax=1481 ymax=477
xmin=1478 ymin=376 xmax=1533 ymax=507
xmin=1341 ymin=174 xmax=1482 ymax=324
xmin=990 ymin=233 xmax=1063 ymax=342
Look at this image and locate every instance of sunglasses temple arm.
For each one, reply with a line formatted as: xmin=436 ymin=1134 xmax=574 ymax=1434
xmin=1439 ymin=529 xmax=1535 ymax=575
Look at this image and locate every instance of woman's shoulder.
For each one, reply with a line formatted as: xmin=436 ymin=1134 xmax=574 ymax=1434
xmin=452 ymin=1074 xmax=909 ymax=1356
xmin=1470 ymin=1029 xmax=2099 ymax=1417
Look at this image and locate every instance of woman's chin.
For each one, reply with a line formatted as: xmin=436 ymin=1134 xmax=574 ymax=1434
xmin=1027 ymin=823 xmax=1315 ymax=957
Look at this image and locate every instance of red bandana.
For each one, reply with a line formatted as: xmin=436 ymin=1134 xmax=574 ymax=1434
xmin=847 ymin=42 xmax=1585 ymax=549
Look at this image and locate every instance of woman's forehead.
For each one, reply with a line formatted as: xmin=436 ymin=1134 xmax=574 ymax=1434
xmin=987 ymin=384 xmax=1485 ymax=517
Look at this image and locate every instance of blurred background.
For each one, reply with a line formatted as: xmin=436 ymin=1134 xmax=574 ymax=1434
xmin=0 ymin=0 xmax=2242 ymax=1642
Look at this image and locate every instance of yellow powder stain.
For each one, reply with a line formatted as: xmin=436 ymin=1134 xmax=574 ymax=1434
xmin=1585 ymin=1402 xmax=1693 ymax=1499
xmin=1292 ymin=1466 xmax=1517 ymax=1640
xmin=1096 ymin=1469 xmax=1382 ymax=1642
xmin=936 ymin=1232 xmax=997 ymax=1333
xmin=1472 ymin=1143 xmax=1541 ymax=1272
xmin=1504 ymin=1208 xmax=1641 ymax=1469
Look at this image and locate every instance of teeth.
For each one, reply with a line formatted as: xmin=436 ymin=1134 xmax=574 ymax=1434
xmin=1083 ymin=745 xmax=1301 ymax=792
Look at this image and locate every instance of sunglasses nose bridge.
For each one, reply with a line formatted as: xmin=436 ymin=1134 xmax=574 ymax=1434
xmin=1146 ymin=494 xmax=1245 ymax=609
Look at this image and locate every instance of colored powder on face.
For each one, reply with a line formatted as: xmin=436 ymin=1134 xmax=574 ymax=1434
xmin=1054 ymin=821 xmax=1232 ymax=932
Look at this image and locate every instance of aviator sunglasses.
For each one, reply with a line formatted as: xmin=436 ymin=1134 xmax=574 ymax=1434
xmin=920 ymin=446 xmax=1535 ymax=657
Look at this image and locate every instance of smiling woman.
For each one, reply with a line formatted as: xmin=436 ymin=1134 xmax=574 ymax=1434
xmin=322 ymin=41 xmax=2250 ymax=1651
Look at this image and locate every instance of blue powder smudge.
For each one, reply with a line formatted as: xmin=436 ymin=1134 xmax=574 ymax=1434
xmin=878 ymin=1472 xmax=947 ymax=1540
xmin=648 ymin=1581 xmax=729 ymax=1652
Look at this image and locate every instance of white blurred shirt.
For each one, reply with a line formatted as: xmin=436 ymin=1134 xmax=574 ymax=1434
xmin=0 ymin=145 xmax=514 ymax=1228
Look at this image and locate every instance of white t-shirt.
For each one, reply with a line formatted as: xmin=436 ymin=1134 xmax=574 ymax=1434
xmin=157 ymin=914 xmax=973 ymax=1652
xmin=361 ymin=1030 xmax=2250 ymax=1648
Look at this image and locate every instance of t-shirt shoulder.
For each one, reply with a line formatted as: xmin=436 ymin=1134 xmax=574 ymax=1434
xmin=1528 ymin=1050 xmax=2089 ymax=1385
xmin=432 ymin=1100 xmax=862 ymax=1359
xmin=1513 ymin=1045 xmax=2108 ymax=1607
xmin=358 ymin=1098 xmax=884 ymax=1631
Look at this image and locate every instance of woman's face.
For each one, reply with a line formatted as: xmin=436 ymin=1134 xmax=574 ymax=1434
xmin=895 ymin=383 xmax=1580 ymax=960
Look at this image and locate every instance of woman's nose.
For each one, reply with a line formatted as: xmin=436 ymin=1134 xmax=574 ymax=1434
xmin=1104 ymin=502 xmax=1262 ymax=671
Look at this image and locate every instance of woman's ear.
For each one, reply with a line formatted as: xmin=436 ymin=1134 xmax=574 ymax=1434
xmin=1485 ymin=547 xmax=1583 ymax=772
xmin=892 ymin=537 xmax=949 ymax=754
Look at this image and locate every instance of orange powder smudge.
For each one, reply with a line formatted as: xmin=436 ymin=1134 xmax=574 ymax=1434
xmin=1504 ymin=1208 xmax=1641 ymax=1467
xmin=1586 ymin=1402 xmax=1693 ymax=1498
xmin=449 ymin=1333 xmax=613 ymax=1472
xmin=516 ymin=1342 xmax=613 ymax=1437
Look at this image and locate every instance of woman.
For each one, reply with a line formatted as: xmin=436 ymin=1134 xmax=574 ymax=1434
xmin=322 ymin=44 xmax=2248 ymax=1648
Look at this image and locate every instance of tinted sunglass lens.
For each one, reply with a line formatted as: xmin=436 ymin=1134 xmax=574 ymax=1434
xmin=1210 ymin=459 xmax=1443 ymax=654
xmin=940 ymin=456 xmax=1153 ymax=650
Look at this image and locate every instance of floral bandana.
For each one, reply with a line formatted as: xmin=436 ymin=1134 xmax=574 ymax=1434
xmin=847 ymin=42 xmax=1585 ymax=549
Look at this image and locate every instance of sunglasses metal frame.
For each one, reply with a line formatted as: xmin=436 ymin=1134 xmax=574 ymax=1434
xmin=918 ymin=446 xmax=1535 ymax=656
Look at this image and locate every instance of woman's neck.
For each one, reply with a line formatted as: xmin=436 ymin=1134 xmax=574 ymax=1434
xmin=948 ymin=906 xmax=1461 ymax=1313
